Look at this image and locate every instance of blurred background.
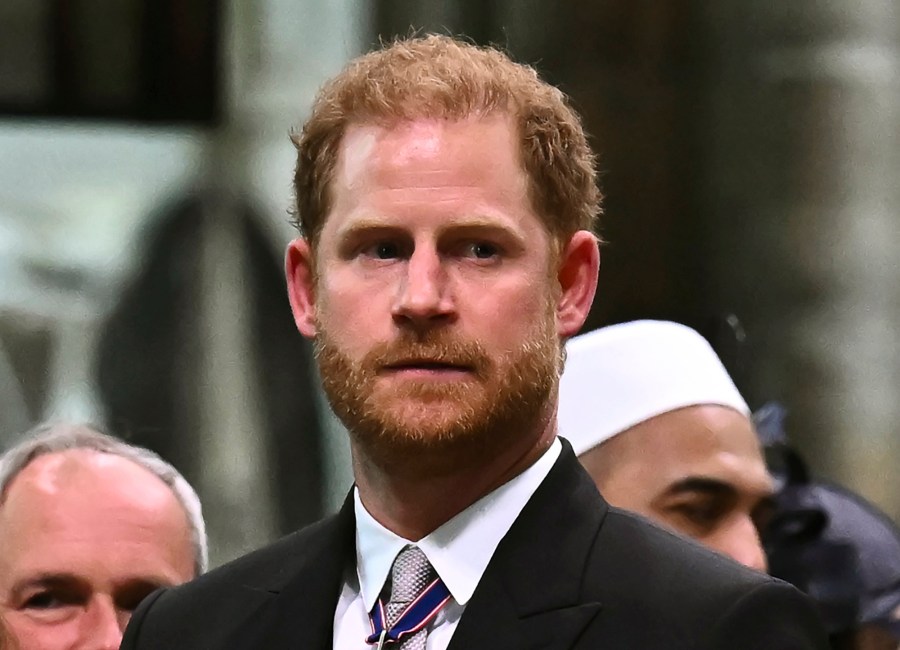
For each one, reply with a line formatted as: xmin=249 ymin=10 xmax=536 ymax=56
xmin=0 ymin=0 xmax=898 ymax=567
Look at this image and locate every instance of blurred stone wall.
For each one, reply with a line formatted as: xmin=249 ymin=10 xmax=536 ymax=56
xmin=699 ymin=1 xmax=900 ymax=518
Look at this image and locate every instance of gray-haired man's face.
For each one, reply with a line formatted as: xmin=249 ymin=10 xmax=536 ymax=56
xmin=0 ymin=450 xmax=195 ymax=650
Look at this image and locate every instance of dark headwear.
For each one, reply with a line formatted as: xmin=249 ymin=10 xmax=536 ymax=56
xmin=757 ymin=403 xmax=900 ymax=640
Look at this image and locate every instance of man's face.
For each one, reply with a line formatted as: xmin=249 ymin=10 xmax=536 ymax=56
xmin=286 ymin=115 xmax=594 ymax=471
xmin=580 ymin=405 xmax=774 ymax=572
xmin=0 ymin=450 xmax=196 ymax=649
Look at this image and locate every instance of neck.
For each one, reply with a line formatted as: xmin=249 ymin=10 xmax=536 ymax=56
xmin=352 ymin=421 xmax=557 ymax=541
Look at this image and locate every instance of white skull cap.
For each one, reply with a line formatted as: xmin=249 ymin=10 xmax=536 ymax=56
xmin=558 ymin=320 xmax=750 ymax=455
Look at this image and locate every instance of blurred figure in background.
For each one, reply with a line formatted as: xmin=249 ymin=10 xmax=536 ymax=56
xmin=0 ymin=422 xmax=206 ymax=650
xmin=558 ymin=319 xmax=774 ymax=571
xmin=759 ymin=404 xmax=900 ymax=650
xmin=0 ymin=340 xmax=29 ymax=448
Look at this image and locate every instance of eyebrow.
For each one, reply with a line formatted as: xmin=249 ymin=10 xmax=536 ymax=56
xmin=9 ymin=573 xmax=82 ymax=598
xmin=338 ymin=216 xmax=523 ymax=237
xmin=663 ymin=477 xmax=777 ymax=513
xmin=10 ymin=573 xmax=175 ymax=597
xmin=337 ymin=220 xmax=402 ymax=239
xmin=664 ymin=477 xmax=739 ymax=499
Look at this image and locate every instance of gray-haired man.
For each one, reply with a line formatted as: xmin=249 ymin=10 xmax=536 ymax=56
xmin=0 ymin=422 xmax=206 ymax=650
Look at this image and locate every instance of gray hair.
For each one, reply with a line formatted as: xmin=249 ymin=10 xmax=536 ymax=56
xmin=0 ymin=421 xmax=208 ymax=576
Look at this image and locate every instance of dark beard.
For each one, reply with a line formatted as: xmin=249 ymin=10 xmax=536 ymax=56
xmin=314 ymin=316 xmax=561 ymax=477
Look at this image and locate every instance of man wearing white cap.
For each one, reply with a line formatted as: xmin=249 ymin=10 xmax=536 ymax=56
xmin=558 ymin=319 xmax=774 ymax=572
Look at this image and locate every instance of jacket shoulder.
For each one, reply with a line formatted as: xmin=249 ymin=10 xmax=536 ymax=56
xmin=580 ymin=507 xmax=828 ymax=649
xmin=121 ymin=512 xmax=348 ymax=649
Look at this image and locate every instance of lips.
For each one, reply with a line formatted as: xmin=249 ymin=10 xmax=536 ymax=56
xmin=367 ymin=339 xmax=488 ymax=377
xmin=380 ymin=359 xmax=474 ymax=372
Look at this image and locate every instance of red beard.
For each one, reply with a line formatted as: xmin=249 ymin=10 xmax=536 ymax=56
xmin=314 ymin=312 xmax=561 ymax=476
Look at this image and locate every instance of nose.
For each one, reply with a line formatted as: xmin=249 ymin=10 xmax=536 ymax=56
xmin=717 ymin=516 xmax=768 ymax=573
xmin=391 ymin=247 xmax=454 ymax=329
xmin=79 ymin=597 xmax=124 ymax=650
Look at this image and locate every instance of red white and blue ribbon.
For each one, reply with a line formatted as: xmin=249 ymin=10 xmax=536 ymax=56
xmin=366 ymin=577 xmax=452 ymax=648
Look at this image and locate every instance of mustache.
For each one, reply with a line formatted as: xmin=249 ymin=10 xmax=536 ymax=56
xmin=364 ymin=334 xmax=491 ymax=375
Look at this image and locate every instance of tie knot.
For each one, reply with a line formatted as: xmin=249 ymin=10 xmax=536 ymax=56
xmin=367 ymin=544 xmax=451 ymax=648
xmin=388 ymin=545 xmax=434 ymax=606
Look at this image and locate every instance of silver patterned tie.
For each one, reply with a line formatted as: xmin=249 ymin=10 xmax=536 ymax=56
xmin=385 ymin=545 xmax=436 ymax=649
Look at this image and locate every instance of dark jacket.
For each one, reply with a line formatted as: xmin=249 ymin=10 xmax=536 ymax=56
xmin=121 ymin=441 xmax=828 ymax=649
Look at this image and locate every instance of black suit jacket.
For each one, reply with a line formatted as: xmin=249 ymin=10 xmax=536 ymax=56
xmin=121 ymin=441 xmax=828 ymax=649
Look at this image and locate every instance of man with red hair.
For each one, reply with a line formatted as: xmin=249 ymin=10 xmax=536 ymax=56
xmin=122 ymin=35 xmax=826 ymax=649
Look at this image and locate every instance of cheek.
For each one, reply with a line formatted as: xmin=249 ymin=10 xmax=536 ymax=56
xmin=5 ymin=612 xmax=74 ymax=646
xmin=472 ymin=281 xmax=554 ymax=330
xmin=318 ymin=269 xmax=395 ymax=315
xmin=317 ymin=284 xmax=375 ymax=330
xmin=316 ymin=293 xmax=391 ymax=359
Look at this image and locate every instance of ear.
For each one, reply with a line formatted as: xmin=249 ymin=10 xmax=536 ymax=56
xmin=285 ymin=238 xmax=318 ymax=338
xmin=555 ymin=230 xmax=600 ymax=338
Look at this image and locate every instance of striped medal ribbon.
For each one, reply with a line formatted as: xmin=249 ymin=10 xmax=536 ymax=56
xmin=366 ymin=577 xmax=452 ymax=649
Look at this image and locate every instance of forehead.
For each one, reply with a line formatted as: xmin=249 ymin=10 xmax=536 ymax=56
xmin=333 ymin=115 xmax=527 ymax=205
xmin=616 ymin=405 xmax=773 ymax=496
xmin=0 ymin=450 xmax=194 ymax=586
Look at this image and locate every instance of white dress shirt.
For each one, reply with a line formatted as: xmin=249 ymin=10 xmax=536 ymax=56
xmin=332 ymin=438 xmax=561 ymax=649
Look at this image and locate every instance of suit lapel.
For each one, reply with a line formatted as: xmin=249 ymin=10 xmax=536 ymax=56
xmin=246 ymin=492 xmax=357 ymax=649
xmin=235 ymin=443 xmax=605 ymax=649
xmin=448 ymin=441 xmax=605 ymax=650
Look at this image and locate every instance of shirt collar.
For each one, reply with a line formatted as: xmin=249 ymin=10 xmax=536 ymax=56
xmin=354 ymin=438 xmax=561 ymax=611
